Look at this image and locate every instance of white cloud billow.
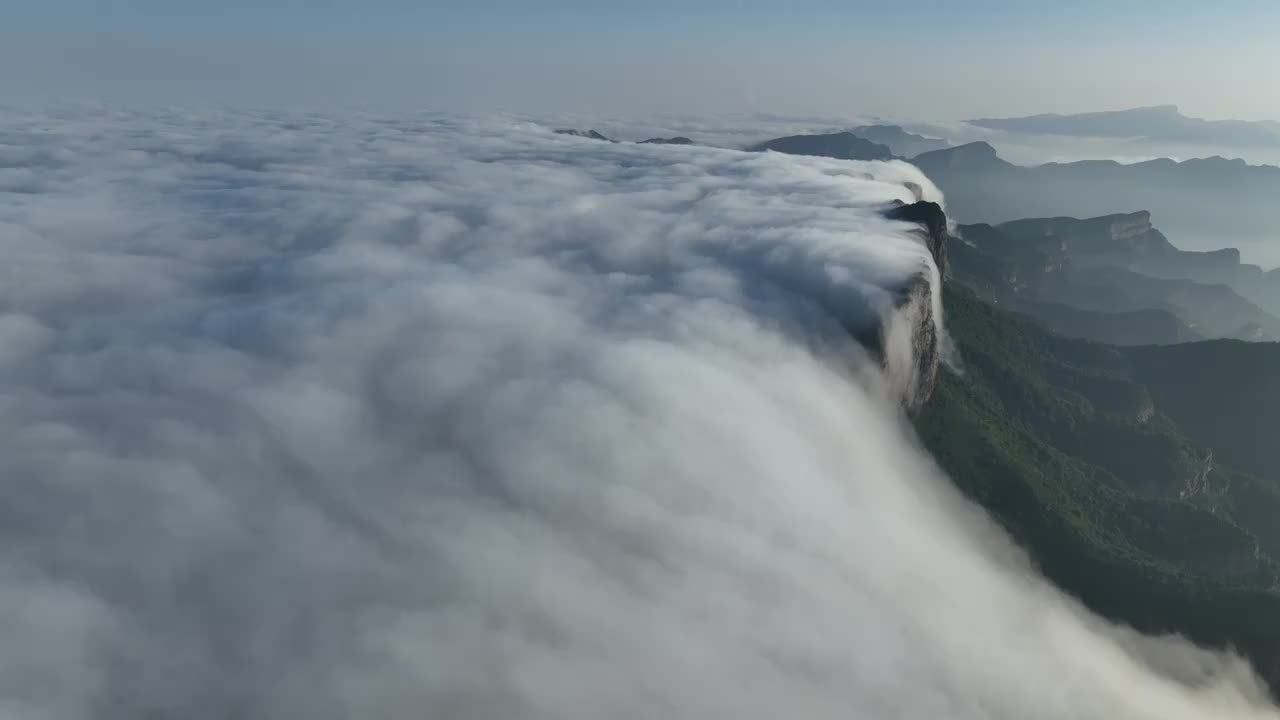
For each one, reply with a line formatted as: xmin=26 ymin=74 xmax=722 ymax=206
xmin=0 ymin=109 xmax=1273 ymax=719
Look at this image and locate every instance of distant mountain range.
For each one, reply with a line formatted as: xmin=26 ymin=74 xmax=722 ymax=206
xmin=850 ymin=124 xmax=951 ymax=156
xmin=970 ymin=105 xmax=1280 ymax=147
xmin=554 ymin=128 xmax=616 ymax=142
xmin=860 ymin=118 xmax=1280 ymax=694
xmin=557 ymin=129 xmax=697 ymax=146
xmin=558 ymin=125 xmax=1280 ymax=334
xmin=552 ymin=123 xmax=949 ymax=159
xmin=949 ymin=211 xmax=1280 ymax=343
xmin=739 ymin=126 xmax=1280 ymax=309
xmin=745 ymin=131 xmax=894 ymax=161
xmin=744 ymin=126 xmax=950 ymax=159
xmin=638 ymin=136 xmax=693 ymax=145
xmin=909 ymin=141 xmax=1280 ymax=267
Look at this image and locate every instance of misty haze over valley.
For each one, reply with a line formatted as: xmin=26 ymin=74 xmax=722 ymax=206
xmin=5 ymin=2 xmax=1280 ymax=719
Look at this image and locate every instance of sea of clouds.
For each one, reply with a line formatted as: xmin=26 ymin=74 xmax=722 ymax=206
xmin=0 ymin=108 xmax=1275 ymax=719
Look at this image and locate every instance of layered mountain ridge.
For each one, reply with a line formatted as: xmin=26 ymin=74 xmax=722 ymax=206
xmin=746 ymin=131 xmax=895 ymax=161
xmin=874 ymin=200 xmax=949 ymax=408
xmin=949 ymin=214 xmax=1280 ymax=342
xmin=909 ymin=140 xmax=1280 ymax=267
xmin=970 ymin=105 xmax=1280 ymax=147
xmin=733 ymin=121 xmax=1280 ymax=694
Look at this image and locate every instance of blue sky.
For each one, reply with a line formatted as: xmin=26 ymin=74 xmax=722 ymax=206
xmin=2 ymin=1 xmax=1278 ymax=118
xmin=5 ymin=0 xmax=1267 ymax=35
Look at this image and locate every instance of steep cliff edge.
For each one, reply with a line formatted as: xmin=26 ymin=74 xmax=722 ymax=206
xmin=996 ymin=211 xmax=1176 ymax=260
xmin=855 ymin=200 xmax=949 ymax=409
xmin=725 ymin=133 xmax=950 ymax=407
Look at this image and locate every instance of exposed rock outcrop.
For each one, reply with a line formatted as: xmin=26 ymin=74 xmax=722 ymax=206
xmin=886 ymin=200 xmax=948 ymax=276
xmin=554 ymin=129 xmax=615 ymax=142
xmin=995 ymin=211 xmax=1177 ymax=262
xmin=747 ymin=132 xmax=895 ymax=161
xmin=857 ymin=200 xmax=950 ymax=410
xmin=639 ymin=136 xmax=694 ymax=145
xmin=912 ymin=141 xmax=1006 ymax=172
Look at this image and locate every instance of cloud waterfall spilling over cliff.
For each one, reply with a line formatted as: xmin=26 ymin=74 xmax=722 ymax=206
xmin=0 ymin=110 xmax=1274 ymax=719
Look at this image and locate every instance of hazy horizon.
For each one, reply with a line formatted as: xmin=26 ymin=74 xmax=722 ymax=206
xmin=3 ymin=1 xmax=1280 ymax=120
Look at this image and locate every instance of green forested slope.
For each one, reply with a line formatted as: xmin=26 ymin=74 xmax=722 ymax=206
xmin=917 ymin=286 xmax=1280 ymax=683
xmin=1127 ymin=341 xmax=1280 ymax=481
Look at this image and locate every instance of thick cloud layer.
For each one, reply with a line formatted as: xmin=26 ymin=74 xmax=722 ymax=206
xmin=0 ymin=110 xmax=1274 ymax=719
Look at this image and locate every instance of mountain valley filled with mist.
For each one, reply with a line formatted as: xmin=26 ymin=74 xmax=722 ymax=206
xmin=6 ymin=2 xmax=1280 ymax=719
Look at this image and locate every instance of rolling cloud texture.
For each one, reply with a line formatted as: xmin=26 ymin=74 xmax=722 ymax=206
xmin=0 ymin=109 xmax=1274 ymax=719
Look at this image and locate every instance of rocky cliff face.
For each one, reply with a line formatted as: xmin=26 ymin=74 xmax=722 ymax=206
xmin=1102 ymin=211 xmax=1162 ymax=246
xmin=732 ymin=135 xmax=947 ymax=407
xmin=856 ymin=200 xmax=949 ymax=410
xmin=886 ymin=199 xmax=948 ymax=277
xmin=996 ymin=211 xmax=1178 ymax=259
xmin=912 ymin=141 xmax=1007 ymax=172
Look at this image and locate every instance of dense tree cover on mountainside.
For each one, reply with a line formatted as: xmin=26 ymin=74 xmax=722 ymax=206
xmin=918 ymin=286 xmax=1280 ymax=684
